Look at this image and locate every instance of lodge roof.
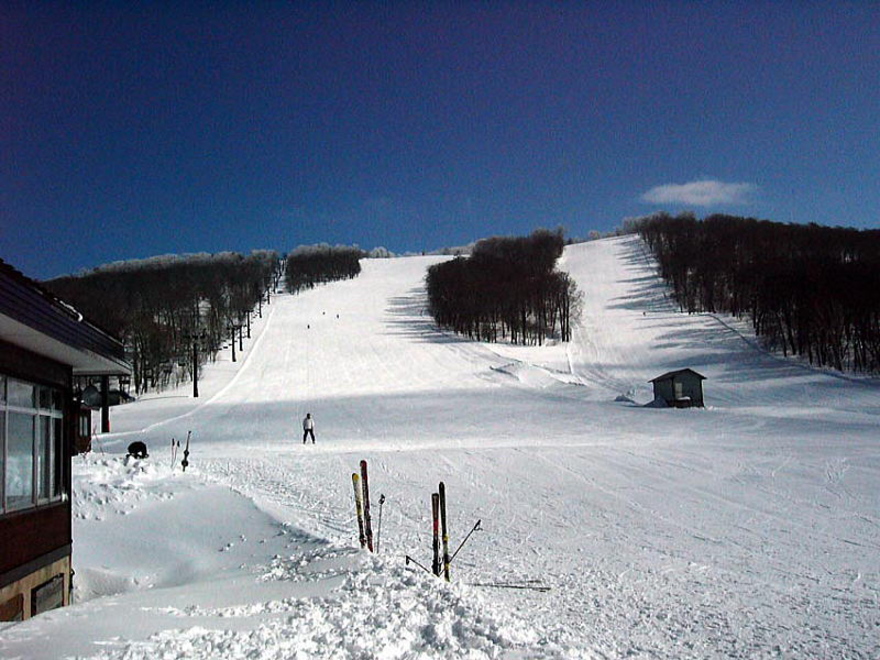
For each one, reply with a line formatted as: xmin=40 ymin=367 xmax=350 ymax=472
xmin=649 ymin=368 xmax=706 ymax=383
xmin=0 ymin=259 xmax=130 ymax=375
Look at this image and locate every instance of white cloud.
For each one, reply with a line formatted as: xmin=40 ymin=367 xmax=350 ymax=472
xmin=641 ymin=179 xmax=757 ymax=206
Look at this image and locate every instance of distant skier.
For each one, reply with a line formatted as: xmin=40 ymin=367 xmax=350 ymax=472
xmin=302 ymin=413 xmax=316 ymax=444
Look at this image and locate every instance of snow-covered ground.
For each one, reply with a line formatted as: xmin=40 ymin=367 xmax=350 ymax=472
xmin=2 ymin=235 xmax=878 ymax=659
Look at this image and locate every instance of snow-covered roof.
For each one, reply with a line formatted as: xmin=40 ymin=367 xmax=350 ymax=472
xmin=0 ymin=259 xmax=131 ymax=376
xmin=649 ymin=367 xmax=706 ymax=383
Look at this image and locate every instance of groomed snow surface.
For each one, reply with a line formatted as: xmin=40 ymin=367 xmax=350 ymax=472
xmin=2 ymin=235 xmax=878 ymax=659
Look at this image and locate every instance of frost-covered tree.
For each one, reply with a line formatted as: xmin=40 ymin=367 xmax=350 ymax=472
xmin=284 ymin=244 xmax=363 ymax=294
xmin=45 ymin=251 xmax=280 ymax=394
xmin=426 ymin=229 xmax=580 ymax=345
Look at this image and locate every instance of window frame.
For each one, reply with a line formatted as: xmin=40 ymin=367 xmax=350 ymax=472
xmin=1 ymin=375 xmax=66 ymax=515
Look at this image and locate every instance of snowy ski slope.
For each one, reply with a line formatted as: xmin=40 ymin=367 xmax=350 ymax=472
xmin=2 ymin=235 xmax=878 ymax=659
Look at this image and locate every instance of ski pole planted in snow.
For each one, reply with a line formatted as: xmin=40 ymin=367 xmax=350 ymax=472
xmin=450 ymin=519 xmax=482 ymax=564
xmin=404 ymin=555 xmax=433 ymax=575
xmin=352 ymin=473 xmax=367 ymax=549
xmin=376 ymin=494 xmax=386 ymax=554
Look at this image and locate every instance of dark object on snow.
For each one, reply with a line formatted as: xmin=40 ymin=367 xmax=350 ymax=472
xmin=302 ymin=413 xmax=315 ymax=443
xmin=361 ymin=460 xmax=374 ymax=552
xmin=376 ymin=493 xmax=386 ymax=554
xmin=352 ymin=473 xmax=367 ymax=549
xmin=470 ymin=581 xmax=550 ymax=592
xmin=451 ymin=519 xmax=482 ymax=564
xmin=181 ymin=431 xmax=190 ymax=472
xmin=439 ymin=482 xmax=450 ymax=581
xmin=127 ymin=441 xmax=149 ymax=459
xmin=649 ymin=368 xmax=706 ymax=408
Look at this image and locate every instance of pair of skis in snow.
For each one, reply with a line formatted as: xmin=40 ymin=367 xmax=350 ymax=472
xmin=432 ymin=483 xmax=451 ymax=581
xmin=352 ymin=460 xmax=384 ymax=553
xmin=399 ymin=485 xmax=547 ymax=592
xmin=404 ymin=482 xmax=481 ymax=583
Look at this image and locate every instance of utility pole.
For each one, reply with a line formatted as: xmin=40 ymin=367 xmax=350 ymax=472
xmin=192 ymin=338 xmax=199 ymax=398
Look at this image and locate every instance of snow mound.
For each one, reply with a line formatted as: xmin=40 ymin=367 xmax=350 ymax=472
xmin=490 ymin=361 xmax=583 ymax=390
xmin=73 ymin=454 xmax=177 ymax=520
xmin=77 ymin=550 xmax=546 ymax=660
xmin=59 ymin=450 xmax=563 ymax=660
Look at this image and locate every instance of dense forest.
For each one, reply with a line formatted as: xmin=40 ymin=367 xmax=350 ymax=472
xmin=284 ymin=245 xmax=362 ymax=294
xmin=426 ymin=229 xmax=580 ymax=345
xmin=46 ymin=251 xmax=281 ymax=394
xmin=636 ymin=213 xmax=880 ymax=373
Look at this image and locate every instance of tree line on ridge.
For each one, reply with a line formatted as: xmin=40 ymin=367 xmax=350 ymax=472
xmin=636 ymin=213 xmax=880 ymax=373
xmin=45 ymin=244 xmax=369 ymax=397
xmin=284 ymin=245 xmax=362 ymax=294
xmin=426 ymin=229 xmax=581 ymax=345
xmin=46 ymin=252 xmax=281 ymax=394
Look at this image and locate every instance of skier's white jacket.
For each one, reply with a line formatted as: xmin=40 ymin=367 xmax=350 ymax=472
xmin=303 ymin=416 xmax=314 ymax=430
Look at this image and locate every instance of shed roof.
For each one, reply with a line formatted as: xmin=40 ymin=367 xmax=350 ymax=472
xmin=649 ymin=368 xmax=706 ymax=383
xmin=0 ymin=259 xmax=131 ymax=376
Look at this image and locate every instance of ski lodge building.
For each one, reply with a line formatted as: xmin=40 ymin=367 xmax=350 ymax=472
xmin=0 ymin=259 xmax=130 ymax=622
xmin=649 ymin=368 xmax=706 ymax=408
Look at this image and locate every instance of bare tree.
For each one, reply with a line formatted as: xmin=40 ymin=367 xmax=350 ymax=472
xmin=636 ymin=213 xmax=880 ymax=373
xmin=426 ymin=229 xmax=580 ymax=345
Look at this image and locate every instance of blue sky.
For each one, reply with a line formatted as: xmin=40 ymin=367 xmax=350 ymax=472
xmin=2 ymin=2 xmax=878 ymax=279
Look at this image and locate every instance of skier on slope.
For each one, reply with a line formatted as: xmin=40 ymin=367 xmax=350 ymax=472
xmin=302 ymin=412 xmax=316 ymax=444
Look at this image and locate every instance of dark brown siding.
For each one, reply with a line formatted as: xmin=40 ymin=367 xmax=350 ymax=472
xmin=0 ymin=504 xmax=71 ymax=579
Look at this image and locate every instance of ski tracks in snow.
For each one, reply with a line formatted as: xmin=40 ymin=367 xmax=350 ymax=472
xmin=91 ymin=239 xmax=880 ymax=659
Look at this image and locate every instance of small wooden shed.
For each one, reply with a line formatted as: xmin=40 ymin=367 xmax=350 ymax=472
xmin=649 ymin=368 xmax=706 ymax=408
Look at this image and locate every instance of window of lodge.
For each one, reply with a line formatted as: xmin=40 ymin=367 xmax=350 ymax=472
xmin=1 ymin=374 xmax=66 ymax=515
